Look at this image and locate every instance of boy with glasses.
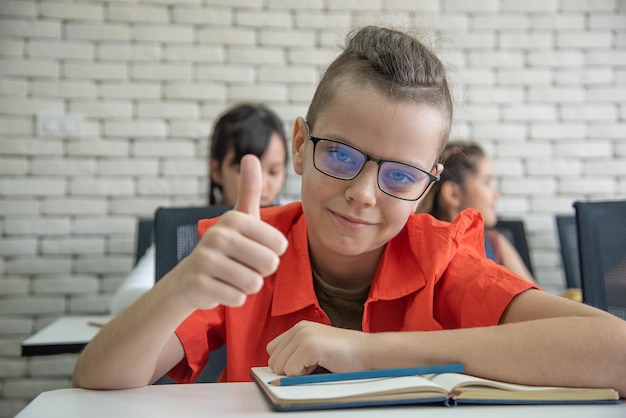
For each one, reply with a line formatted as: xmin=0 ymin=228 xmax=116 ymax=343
xmin=74 ymin=26 xmax=626 ymax=396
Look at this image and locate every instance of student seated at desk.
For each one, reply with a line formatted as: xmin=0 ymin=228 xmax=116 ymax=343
xmin=416 ymin=141 xmax=536 ymax=284
xmin=109 ymin=103 xmax=289 ymax=314
xmin=74 ymin=25 xmax=626 ymax=397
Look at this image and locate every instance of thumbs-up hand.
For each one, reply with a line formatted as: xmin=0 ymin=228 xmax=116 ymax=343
xmin=171 ymin=154 xmax=288 ymax=311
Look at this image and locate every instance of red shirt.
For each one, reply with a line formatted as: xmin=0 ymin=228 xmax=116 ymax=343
xmin=168 ymin=202 xmax=537 ymax=383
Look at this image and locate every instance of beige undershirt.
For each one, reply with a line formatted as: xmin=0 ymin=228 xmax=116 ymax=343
xmin=312 ymin=267 xmax=370 ymax=331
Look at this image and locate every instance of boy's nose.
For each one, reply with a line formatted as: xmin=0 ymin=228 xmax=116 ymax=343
xmin=344 ymin=162 xmax=378 ymax=206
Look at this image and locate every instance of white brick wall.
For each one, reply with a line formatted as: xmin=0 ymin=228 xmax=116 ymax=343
xmin=1 ymin=1 xmax=625 ymax=417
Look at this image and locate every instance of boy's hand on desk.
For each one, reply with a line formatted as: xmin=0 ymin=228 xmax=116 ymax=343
xmin=266 ymin=320 xmax=371 ymax=376
xmin=175 ymin=155 xmax=288 ymax=310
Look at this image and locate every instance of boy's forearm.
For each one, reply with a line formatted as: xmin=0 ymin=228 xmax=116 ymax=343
xmin=368 ymin=316 xmax=626 ymax=396
xmin=73 ymin=275 xmax=193 ymax=389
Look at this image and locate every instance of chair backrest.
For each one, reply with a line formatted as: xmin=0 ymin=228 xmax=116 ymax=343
xmin=135 ymin=218 xmax=153 ymax=265
xmin=555 ymin=215 xmax=581 ymax=289
xmin=493 ymin=219 xmax=534 ymax=276
xmin=153 ymin=205 xmax=232 ymax=384
xmin=154 ymin=205 xmax=232 ymax=282
xmin=574 ymin=200 xmax=626 ymax=320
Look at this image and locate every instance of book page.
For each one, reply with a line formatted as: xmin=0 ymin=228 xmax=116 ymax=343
xmin=251 ymin=367 xmax=449 ymax=401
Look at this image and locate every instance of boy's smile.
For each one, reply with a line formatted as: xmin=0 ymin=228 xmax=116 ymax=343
xmin=292 ymin=84 xmax=446 ymax=287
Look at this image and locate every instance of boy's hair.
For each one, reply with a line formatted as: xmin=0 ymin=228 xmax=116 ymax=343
xmin=416 ymin=141 xmax=486 ymax=219
xmin=306 ymin=26 xmax=453 ymax=156
xmin=209 ymin=103 xmax=288 ymax=205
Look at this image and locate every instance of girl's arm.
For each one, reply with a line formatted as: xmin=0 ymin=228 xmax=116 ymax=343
xmin=496 ymin=231 xmax=537 ymax=284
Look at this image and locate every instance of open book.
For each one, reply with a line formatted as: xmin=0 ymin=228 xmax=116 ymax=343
xmin=251 ymin=367 xmax=619 ymax=411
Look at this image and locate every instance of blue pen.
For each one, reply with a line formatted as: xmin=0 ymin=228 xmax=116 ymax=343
xmin=269 ymin=363 xmax=464 ymax=386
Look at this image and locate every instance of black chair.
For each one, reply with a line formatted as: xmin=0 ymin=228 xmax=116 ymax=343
xmin=153 ymin=205 xmax=232 ymax=383
xmin=135 ymin=218 xmax=153 ymax=265
xmin=574 ymin=200 xmax=626 ymax=320
xmin=555 ymin=215 xmax=581 ymax=289
xmin=493 ymin=219 xmax=534 ymax=276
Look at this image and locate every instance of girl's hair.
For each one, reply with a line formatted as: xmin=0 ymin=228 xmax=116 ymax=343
xmin=209 ymin=103 xmax=288 ymax=205
xmin=417 ymin=141 xmax=486 ymax=219
xmin=306 ymin=26 xmax=453 ymax=157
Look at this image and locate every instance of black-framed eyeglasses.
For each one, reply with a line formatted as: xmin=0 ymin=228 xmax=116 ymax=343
xmin=305 ymin=122 xmax=439 ymax=201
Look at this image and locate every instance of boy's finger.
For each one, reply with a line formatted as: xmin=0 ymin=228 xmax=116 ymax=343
xmin=234 ymin=154 xmax=262 ymax=219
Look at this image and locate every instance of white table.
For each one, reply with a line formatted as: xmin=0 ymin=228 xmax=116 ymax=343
xmin=21 ymin=315 xmax=112 ymax=356
xmin=15 ymin=381 xmax=624 ymax=418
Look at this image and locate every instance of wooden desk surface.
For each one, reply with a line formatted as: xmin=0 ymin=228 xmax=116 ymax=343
xmin=15 ymin=381 xmax=624 ymax=418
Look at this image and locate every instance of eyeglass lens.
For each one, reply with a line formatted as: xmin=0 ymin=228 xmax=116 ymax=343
xmin=313 ymin=139 xmax=432 ymax=200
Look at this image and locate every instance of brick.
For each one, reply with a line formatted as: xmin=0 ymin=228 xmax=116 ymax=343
xmin=528 ymin=87 xmax=585 ymax=103
xmin=169 ymin=120 xmax=212 ymax=138
xmin=0 ymin=98 xmax=64 ymax=116
xmin=530 ymin=16 xmax=585 ymax=30
xmin=0 ymin=19 xmax=61 ymax=38
xmin=69 ymin=179 xmax=134 ymax=196
xmin=560 ymin=178 xmax=616 ymax=194
xmin=164 ymin=83 xmax=226 ymax=101
xmin=27 ymin=40 xmax=94 ymax=60
xmin=587 ymin=87 xmax=626 ymax=102
xmin=32 ymin=276 xmax=100 ymax=294
xmin=104 ymin=120 xmax=168 ymax=138
xmin=67 ymin=140 xmax=129 ymax=157
xmin=0 ymin=179 xmax=65 ymax=196
xmin=133 ymin=140 xmax=195 ymax=157
xmin=236 ymin=10 xmax=292 ymax=28
xmin=132 ymin=25 xmax=194 ymax=43
xmin=39 ymin=2 xmax=103 ymax=20
xmin=585 ymin=160 xmax=626 ymax=175
xmin=195 ymin=64 xmax=255 ymax=82
xmin=163 ymin=45 xmax=223 ymax=62
xmin=0 ymin=200 xmax=39 ymax=216
xmin=557 ymin=32 xmax=613 ymax=48
xmin=74 ymin=257 xmax=133 ymax=274
xmin=468 ymin=51 xmax=524 ymax=67
xmin=32 ymin=81 xmax=97 ymax=99
xmin=0 ymin=39 xmax=24 ymax=56
xmin=530 ymin=197 xmax=578 ymax=213
xmin=466 ymin=87 xmax=524 ymax=103
xmin=0 ymin=1 xmax=37 ymax=18
xmin=163 ymin=159 xmax=206 ymax=176
xmin=197 ymin=28 xmax=256 ymax=45
xmin=555 ymin=141 xmax=612 ymax=158
xmin=98 ymin=159 xmax=159 ymax=176
xmin=472 ymin=123 xmax=528 ymax=141
xmin=502 ymin=105 xmax=557 ymax=121
xmin=0 ymin=297 xmax=66 ymax=315
xmin=42 ymin=199 xmax=107 ymax=216
xmin=526 ymin=159 xmax=582 ymax=176
xmin=259 ymin=30 xmax=316 ymax=47
xmin=98 ymin=44 xmax=161 ymax=61
xmin=172 ymin=7 xmax=232 ymax=24
xmin=109 ymin=197 xmax=171 ymax=216
xmin=414 ymin=15 xmax=470 ymax=31
xmin=205 ymin=0 xmax=262 ymax=7
xmin=0 ymin=338 xmax=23 ymax=356
xmin=5 ymin=217 xmax=70 ymax=235
xmin=258 ymin=66 xmax=317 ymax=83
xmin=288 ymin=48 xmax=336 ymax=65
xmin=561 ymin=104 xmax=617 ymax=121
xmin=0 ymin=358 xmax=27 ymax=378
xmin=99 ymin=83 xmax=161 ymax=99
xmin=69 ymin=101 xmax=133 ymax=118
xmin=0 ymin=157 xmax=27 ymax=175
xmin=0 ymin=60 xmax=59 ymax=78
xmin=499 ymin=31 xmax=553 ymax=49
xmin=31 ymin=159 xmax=96 ymax=176
xmin=269 ymin=0 xmax=323 ymax=9
xmin=492 ymin=159 xmax=524 ymax=176
xmin=0 ymin=317 xmax=31 ymax=334
xmin=137 ymin=102 xmax=199 ymax=118
xmin=0 ymin=238 xmax=37 ymax=256
xmin=497 ymin=69 xmax=552 ymax=85
xmin=0 ymin=79 xmax=27 ymax=96
xmin=295 ymin=12 xmax=352 ymax=29
xmin=66 ymin=23 xmax=130 ymax=41
xmin=472 ymin=15 xmax=529 ymax=30
xmin=227 ymin=47 xmax=285 ymax=65
xmin=445 ymin=32 xmax=496 ymax=49
xmin=107 ymin=4 xmax=169 ymax=23
xmin=501 ymin=178 xmax=557 ymax=195
xmin=0 ymin=118 xmax=33 ymax=135
xmin=64 ymin=62 xmax=127 ymax=80
xmin=588 ymin=124 xmax=626 ymax=139
xmin=454 ymin=104 xmax=499 ymax=122
xmin=562 ymin=0 xmax=616 ymax=11
xmin=590 ymin=14 xmax=626 ymax=29
xmin=530 ymin=123 xmax=587 ymax=140
xmin=41 ymin=236 xmax=105 ymax=254
xmin=498 ymin=142 xmax=552 ymax=157
xmin=445 ymin=0 xmax=498 ymax=12
xmin=69 ymin=295 xmax=112 ymax=314
xmin=73 ymin=218 xmax=135 ymax=235
xmin=131 ymin=63 xmax=192 ymax=81
xmin=502 ymin=0 xmax=558 ymax=12
xmin=137 ymin=178 xmax=198 ymax=195
xmin=230 ymin=84 xmax=288 ymax=102
xmin=352 ymin=13 xmax=414 ymax=29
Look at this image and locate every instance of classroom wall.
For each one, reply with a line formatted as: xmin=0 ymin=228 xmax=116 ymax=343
xmin=0 ymin=0 xmax=625 ymax=416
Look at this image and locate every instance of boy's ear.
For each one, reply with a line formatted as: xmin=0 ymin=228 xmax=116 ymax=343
xmin=209 ymin=159 xmax=222 ymax=184
xmin=292 ymin=117 xmax=307 ymax=175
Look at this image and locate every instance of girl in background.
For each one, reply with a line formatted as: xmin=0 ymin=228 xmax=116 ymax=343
xmin=417 ymin=141 xmax=536 ymax=284
xmin=110 ymin=103 xmax=289 ymax=314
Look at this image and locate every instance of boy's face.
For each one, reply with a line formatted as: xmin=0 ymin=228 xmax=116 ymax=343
xmin=293 ymin=85 xmax=445 ymax=261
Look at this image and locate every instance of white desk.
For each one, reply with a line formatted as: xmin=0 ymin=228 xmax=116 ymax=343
xmin=21 ymin=315 xmax=112 ymax=356
xmin=15 ymin=381 xmax=624 ymax=418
